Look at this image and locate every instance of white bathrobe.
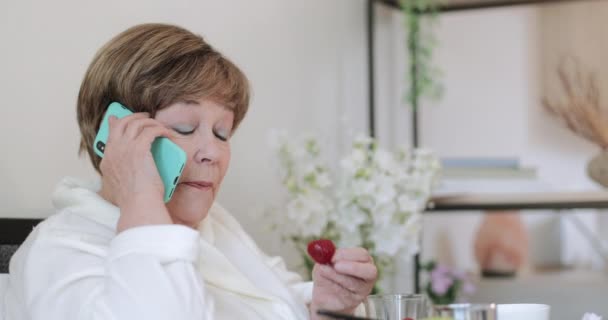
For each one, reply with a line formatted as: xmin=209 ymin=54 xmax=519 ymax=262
xmin=2 ymin=177 xmax=313 ymax=320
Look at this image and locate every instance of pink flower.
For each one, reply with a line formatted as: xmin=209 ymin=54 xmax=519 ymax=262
xmin=431 ymin=265 xmax=454 ymax=295
xmin=451 ymin=269 xmax=466 ymax=280
xmin=431 ymin=276 xmax=453 ymax=295
xmin=432 ymin=265 xmax=451 ymax=276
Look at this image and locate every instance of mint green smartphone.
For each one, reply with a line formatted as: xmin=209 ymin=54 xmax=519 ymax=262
xmin=94 ymin=102 xmax=186 ymax=202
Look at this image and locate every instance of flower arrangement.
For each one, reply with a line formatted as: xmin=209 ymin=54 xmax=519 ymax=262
xmin=421 ymin=261 xmax=475 ymax=305
xmin=268 ymin=132 xmax=441 ymax=292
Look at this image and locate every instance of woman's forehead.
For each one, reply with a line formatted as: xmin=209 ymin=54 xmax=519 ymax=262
xmin=156 ymin=99 xmax=234 ymax=120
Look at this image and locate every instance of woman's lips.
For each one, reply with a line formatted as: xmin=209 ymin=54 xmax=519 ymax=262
xmin=180 ymin=181 xmax=214 ymax=190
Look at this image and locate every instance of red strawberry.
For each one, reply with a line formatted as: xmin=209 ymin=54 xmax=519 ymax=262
xmin=307 ymin=239 xmax=336 ymax=264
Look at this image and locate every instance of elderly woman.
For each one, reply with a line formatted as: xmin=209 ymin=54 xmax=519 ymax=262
xmin=2 ymin=24 xmax=377 ymax=319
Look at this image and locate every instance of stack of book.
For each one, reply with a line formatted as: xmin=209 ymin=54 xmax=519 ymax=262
xmin=440 ymin=157 xmax=536 ymax=179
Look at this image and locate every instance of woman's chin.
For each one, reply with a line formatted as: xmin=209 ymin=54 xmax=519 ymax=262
xmin=166 ymin=190 xmax=214 ymax=228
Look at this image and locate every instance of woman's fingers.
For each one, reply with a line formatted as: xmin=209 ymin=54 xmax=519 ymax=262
xmin=334 ymin=261 xmax=377 ymax=281
xmin=108 ymin=112 xmax=150 ymax=141
xmin=123 ymin=118 xmax=164 ymax=140
xmin=311 ymin=252 xmax=378 ymax=316
xmin=332 ymin=248 xmax=373 ymax=263
xmin=136 ymin=125 xmax=175 ymax=150
xmin=317 ymin=264 xmax=367 ymax=294
xmin=109 ymin=113 xmax=177 ymax=150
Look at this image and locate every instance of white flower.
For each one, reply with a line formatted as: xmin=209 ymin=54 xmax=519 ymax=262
xmin=397 ymin=195 xmax=417 ymax=212
xmin=372 ymin=201 xmax=397 ymax=227
xmin=337 ymin=229 xmax=363 ymax=248
xmin=401 ymin=213 xmax=422 ymax=255
xmin=370 ymin=224 xmax=408 ymax=256
xmin=398 ymin=194 xmax=427 ymax=213
xmin=269 ymin=131 xmax=440 ymax=273
xmin=302 ymin=163 xmax=317 ymax=176
xmin=373 ymin=176 xmax=397 ymax=205
xmin=334 ymin=204 xmax=367 ymax=233
xmin=316 ymin=172 xmax=332 ymax=188
xmin=373 ymin=149 xmax=394 ymax=171
xmin=340 ymin=149 xmax=367 ymax=175
xmin=291 ymin=143 xmax=309 ymax=162
xmin=285 ymin=191 xmax=331 ymax=237
xmin=353 ymin=134 xmax=373 ymax=147
xmin=350 ymin=179 xmax=376 ymax=198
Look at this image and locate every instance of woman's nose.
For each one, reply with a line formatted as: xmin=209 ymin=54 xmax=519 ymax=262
xmin=193 ymin=134 xmax=220 ymax=164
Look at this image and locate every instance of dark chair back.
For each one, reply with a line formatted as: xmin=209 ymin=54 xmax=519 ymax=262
xmin=0 ymin=219 xmax=43 ymax=273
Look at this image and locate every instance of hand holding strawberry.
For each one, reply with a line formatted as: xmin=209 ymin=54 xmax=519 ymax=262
xmin=307 ymin=239 xmax=336 ymax=265
xmin=307 ymin=240 xmax=378 ymax=320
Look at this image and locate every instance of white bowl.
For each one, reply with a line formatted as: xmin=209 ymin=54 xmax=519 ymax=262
xmin=498 ymin=304 xmax=551 ymax=320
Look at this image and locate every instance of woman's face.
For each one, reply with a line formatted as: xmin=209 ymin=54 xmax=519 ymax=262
xmin=155 ymin=98 xmax=233 ymax=228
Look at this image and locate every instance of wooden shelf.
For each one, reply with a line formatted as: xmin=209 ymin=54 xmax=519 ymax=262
xmin=427 ymin=191 xmax=608 ymax=211
xmin=377 ymin=0 xmax=596 ymax=13
xmin=366 ymin=0 xmax=606 ymax=293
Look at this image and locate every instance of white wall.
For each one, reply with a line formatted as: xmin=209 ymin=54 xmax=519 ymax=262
xmin=0 ymin=0 xmax=369 ymax=269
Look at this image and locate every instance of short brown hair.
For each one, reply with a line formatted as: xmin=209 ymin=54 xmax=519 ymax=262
xmin=77 ymin=23 xmax=250 ymax=173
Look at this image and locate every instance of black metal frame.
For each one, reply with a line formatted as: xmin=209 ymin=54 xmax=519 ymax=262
xmin=377 ymin=0 xmax=597 ymax=12
xmin=365 ymin=0 xmax=603 ymax=294
xmin=367 ymin=0 xmax=377 ymax=137
xmin=428 ymin=199 xmax=608 ymax=211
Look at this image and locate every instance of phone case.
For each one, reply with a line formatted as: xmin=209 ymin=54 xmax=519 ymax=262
xmin=94 ymin=102 xmax=186 ymax=203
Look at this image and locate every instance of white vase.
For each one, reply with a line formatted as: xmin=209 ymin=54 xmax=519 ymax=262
xmin=587 ymin=151 xmax=608 ymax=188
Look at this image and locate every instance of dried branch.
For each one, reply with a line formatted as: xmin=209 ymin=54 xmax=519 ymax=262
xmin=543 ymin=57 xmax=608 ymax=149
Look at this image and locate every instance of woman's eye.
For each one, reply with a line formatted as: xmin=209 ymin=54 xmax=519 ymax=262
xmin=214 ymin=131 xmax=228 ymax=141
xmin=173 ymin=126 xmax=195 ymax=135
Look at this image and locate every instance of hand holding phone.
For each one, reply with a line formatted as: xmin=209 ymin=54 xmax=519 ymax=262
xmin=94 ymin=102 xmax=187 ymax=203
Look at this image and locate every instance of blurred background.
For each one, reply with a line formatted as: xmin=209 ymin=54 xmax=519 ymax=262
xmin=2 ymin=1 xmax=608 ymax=319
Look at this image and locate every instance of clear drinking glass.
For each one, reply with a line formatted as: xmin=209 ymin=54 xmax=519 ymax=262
xmin=364 ymin=294 xmax=428 ymax=320
xmin=430 ymin=303 xmax=497 ymax=320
